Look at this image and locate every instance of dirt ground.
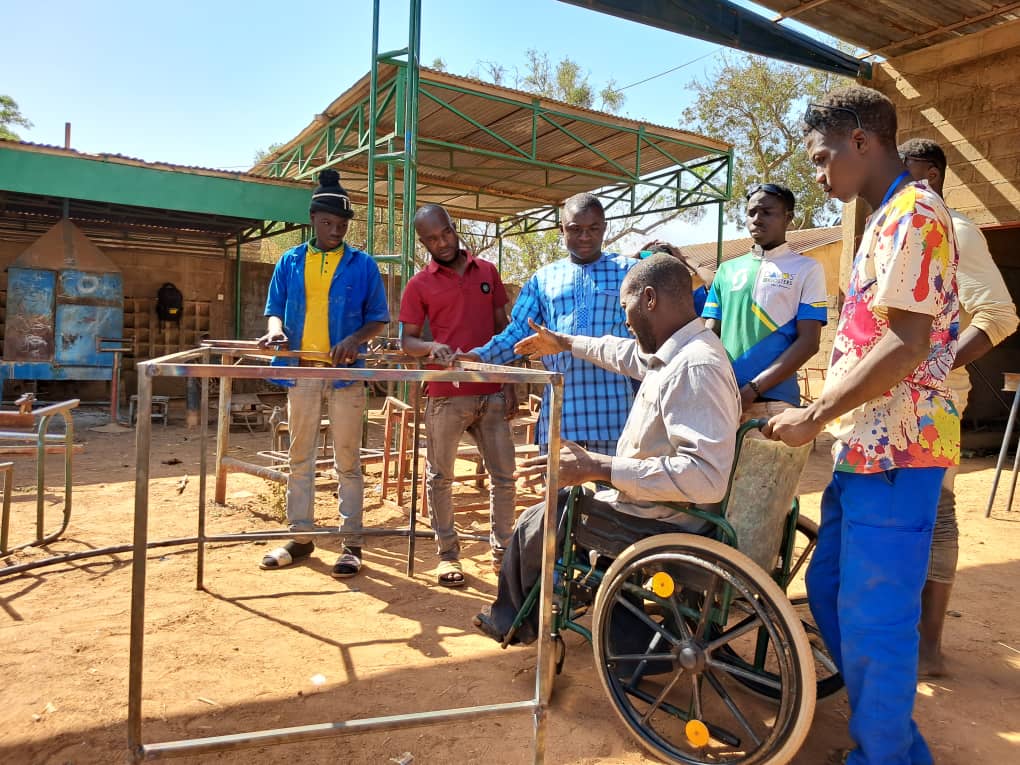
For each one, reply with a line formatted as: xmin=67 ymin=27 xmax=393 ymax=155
xmin=1 ymin=402 xmax=1018 ymax=765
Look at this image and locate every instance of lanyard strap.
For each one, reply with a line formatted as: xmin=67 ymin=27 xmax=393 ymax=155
xmin=880 ymin=170 xmax=911 ymax=209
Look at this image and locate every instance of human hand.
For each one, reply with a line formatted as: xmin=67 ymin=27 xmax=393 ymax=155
xmin=761 ymin=407 xmax=823 ymax=447
xmin=428 ymin=342 xmax=456 ymax=365
xmin=739 ymin=384 xmax=758 ymax=410
xmin=516 ymin=440 xmax=596 ymax=486
xmin=513 ymin=318 xmax=571 ymax=359
xmin=455 ymin=351 xmax=482 ymax=363
xmin=503 ymin=384 xmax=519 ymax=421
xmin=330 ymin=335 xmax=362 ymax=366
xmin=256 ymin=330 xmax=288 ymax=349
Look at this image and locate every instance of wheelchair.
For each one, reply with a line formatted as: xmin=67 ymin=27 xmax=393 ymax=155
xmin=500 ymin=420 xmax=842 ymax=764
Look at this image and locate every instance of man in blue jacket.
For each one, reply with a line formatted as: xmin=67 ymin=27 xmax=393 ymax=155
xmin=258 ymin=169 xmax=390 ymax=578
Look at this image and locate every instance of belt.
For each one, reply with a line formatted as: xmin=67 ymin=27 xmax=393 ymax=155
xmin=298 ymin=359 xmax=332 ymax=368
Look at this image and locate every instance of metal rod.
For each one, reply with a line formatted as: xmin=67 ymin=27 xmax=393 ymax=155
xmin=0 ymin=462 xmax=13 ymax=554
xmin=533 ymin=373 xmax=563 ymax=764
xmin=197 ymin=350 xmax=210 ymax=591
xmin=128 ymin=366 xmax=153 ymax=761
xmin=234 ymin=240 xmax=242 ymax=339
xmin=986 ymin=385 xmax=1020 ymax=516
xmin=139 ymin=700 xmax=537 ymax=760
xmin=220 ymin=456 xmax=289 ymax=484
xmin=366 ymin=0 xmax=381 ymax=255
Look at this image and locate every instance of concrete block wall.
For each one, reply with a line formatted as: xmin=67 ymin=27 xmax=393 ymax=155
xmin=874 ymin=19 xmax=1020 ymax=227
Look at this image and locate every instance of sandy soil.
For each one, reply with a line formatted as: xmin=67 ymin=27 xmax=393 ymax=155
xmin=0 ymin=404 xmax=1017 ymax=765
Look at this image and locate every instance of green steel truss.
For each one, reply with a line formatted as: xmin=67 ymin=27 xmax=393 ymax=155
xmin=257 ymin=0 xmax=732 ymax=287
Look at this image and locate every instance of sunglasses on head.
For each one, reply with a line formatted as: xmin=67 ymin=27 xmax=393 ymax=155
xmin=804 ymin=103 xmax=864 ymax=132
xmin=745 ymin=183 xmax=788 ymax=201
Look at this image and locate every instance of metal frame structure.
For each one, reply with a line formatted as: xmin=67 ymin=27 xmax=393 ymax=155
xmin=253 ymin=0 xmax=735 ymax=286
xmin=128 ymin=347 xmax=564 ymax=763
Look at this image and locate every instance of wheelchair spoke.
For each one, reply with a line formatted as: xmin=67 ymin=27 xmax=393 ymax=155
xmin=694 ymin=574 xmax=721 ymax=641
xmin=614 ymin=593 xmax=683 ymax=647
xmin=619 ymin=683 xmax=742 ymax=748
xmin=707 ymin=656 xmax=783 ymax=691
xmin=690 ymin=671 xmax=703 ymax=722
xmin=622 ymin=631 xmax=666 ymax=687
xmin=640 ymin=667 xmax=686 ymax=725
xmin=704 ymin=667 xmax=763 ymax=747
xmin=704 ymin=612 xmax=764 ymax=653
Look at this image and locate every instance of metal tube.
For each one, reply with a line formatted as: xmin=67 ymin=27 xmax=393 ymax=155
xmin=234 ymin=241 xmax=242 ymax=340
xmin=128 ymin=366 xmax=154 ymax=761
xmin=197 ymin=350 xmax=210 ymax=590
xmin=221 ymin=456 xmax=289 ymax=484
xmin=0 ymin=462 xmax=13 ymax=554
xmin=533 ymin=373 xmax=562 ymax=763
xmin=140 ymin=700 xmax=536 ymax=760
xmin=366 ymin=0 xmax=381 ymax=254
xmin=35 ymin=415 xmax=48 ymax=542
xmin=986 ymin=385 xmax=1020 ymax=516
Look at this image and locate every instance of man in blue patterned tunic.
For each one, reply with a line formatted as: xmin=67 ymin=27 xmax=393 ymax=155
xmin=463 ymin=193 xmax=636 ymax=455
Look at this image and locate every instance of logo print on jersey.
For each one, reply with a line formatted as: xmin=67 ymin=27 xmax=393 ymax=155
xmin=730 ymin=269 xmax=749 ymax=291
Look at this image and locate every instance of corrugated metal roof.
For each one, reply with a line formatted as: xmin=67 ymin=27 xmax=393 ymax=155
xmin=680 ymin=225 xmax=842 ymax=268
xmin=756 ymin=1 xmax=1020 ymax=58
xmin=252 ymin=64 xmax=731 ymax=223
xmin=0 ymin=138 xmax=312 ymax=190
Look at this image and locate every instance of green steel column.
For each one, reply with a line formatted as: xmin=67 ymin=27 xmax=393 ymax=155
xmin=366 ymin=0 xmax=382 ymax=254
xmin=387 ymin=138 xmax=396 ymax=254
xmin=716 ymin=201 xmax=724 ymax=268
xmin=400 ymin=0 xmax=423 ymax=290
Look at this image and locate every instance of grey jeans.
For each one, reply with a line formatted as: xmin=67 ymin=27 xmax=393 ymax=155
xmin=424 ymin=393 xmax=516 ymax=561
xmin=286 ymin=378 xmax=366 ymax=548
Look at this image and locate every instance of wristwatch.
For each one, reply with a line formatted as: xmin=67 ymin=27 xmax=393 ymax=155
xmin=748 ymin=379 xmax=762 ymax=397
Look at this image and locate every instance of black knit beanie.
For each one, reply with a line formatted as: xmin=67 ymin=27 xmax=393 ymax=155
xmin=309 ymin=169 xmax=354 ymax=218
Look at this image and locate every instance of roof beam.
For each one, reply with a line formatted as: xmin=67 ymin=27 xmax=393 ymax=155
xmin=772 ymin=0 xmax=834 ymax=21
xmin=871 ymin=1 xmax=1020 ymax=56
xmin=559 ymin=0 xmax=870 ymax=78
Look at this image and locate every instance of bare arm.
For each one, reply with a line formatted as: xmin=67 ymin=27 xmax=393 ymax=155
xmin=765 ymin=308 xmax=934 ymax=446
xmin=953 ymin=326 xmax=993 ymax=369
xmin=332 ymin=321 xmax=388 ymax=366
xmin=704 ymin=318 xmax=720 ymax=336
xmin=400 ymin=322 xmax=455 ymax=364
xmin=743 ymin=319 xmax=822 ymax=406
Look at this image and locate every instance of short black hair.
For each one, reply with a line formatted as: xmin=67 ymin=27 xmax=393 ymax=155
xmin=803 ymin=85 xmax=898 ymax=145
xmin=898 ymin=138 xmax=947 ymax=175
xmin=562 ymin=192 xmax=605 ymax=219
xmin=413 ymin=203 xmax=453 ymax=228
xmin=625 ymin=253 xmax=692 ymax=306
xmin=745 ymin=182 xmax=796 ymax=213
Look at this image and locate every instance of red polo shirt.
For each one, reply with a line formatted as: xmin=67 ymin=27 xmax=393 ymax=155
xmin=399 ymin=252 xmax=509 ymax=397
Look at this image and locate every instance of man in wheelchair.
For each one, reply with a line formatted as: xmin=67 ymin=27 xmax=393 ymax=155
xmin=472 ymin=253 xmax=741 ymax=644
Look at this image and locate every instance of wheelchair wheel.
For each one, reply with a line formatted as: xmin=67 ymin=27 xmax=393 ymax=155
xmin=592 ymin=534 xmax=815 ymax=765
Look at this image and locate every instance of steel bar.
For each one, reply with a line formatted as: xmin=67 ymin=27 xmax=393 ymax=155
xmin=139 ymin=700 xmax=537 ymax=760
xmin=986 ymin=384 xmax=1020 ymax=516
xmin=0 ymin=462 xmax=13 ymax=555
xmin=220 ymin=456 xmax=289 ymax=485
xmin=126 ymin=349 xmax=559 ymax=764
xmin=197 ymin=350 xmax=210 ymax=591
xmin=533 ymin=374 xmax=563 ymax=765
xmin=213 ymin=354 xmax=233 ymax=506
xmin=128 ymin=366 xmax=153 ymax=760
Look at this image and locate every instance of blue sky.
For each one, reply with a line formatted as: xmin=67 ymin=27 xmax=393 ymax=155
xmin=1 ymin=0 xmax=834 ymax=246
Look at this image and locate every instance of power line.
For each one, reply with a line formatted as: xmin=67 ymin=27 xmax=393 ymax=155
xmin=615 ymin=49 xmax=722 ymax=92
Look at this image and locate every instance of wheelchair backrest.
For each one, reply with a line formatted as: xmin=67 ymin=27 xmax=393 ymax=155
xmin=723 ymin=433 xmax=811 ymax=572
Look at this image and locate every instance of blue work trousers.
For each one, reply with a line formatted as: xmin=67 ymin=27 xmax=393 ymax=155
xmin=807 ymin=468 xmax=944 ymax=765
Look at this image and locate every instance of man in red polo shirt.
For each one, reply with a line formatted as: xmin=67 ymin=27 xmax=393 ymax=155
xmin=400 ymin=204 xmax=517 ymax=586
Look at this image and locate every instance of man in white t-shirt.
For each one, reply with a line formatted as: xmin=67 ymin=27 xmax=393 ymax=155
xmin=702 ymin=183 xmax=827 ymax=419
xmin=900 ymin=137 xmax=1019 ymax=677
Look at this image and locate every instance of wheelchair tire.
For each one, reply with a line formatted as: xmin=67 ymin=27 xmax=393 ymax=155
xmin=592 ymin=533 xmax=816 ymax=765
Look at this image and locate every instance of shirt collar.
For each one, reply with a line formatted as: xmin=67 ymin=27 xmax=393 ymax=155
xmin=648 ymin=318 xmax=709 ymax=369
xmin=426 ymin=249 xmax=474 ymax=274
xmin=307 ymin=239 xmax=345 ymax=257
xmin=751 ymin=241 xmax=793 ymax=261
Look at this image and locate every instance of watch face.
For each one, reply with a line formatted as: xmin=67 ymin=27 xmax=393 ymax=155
xmin=480 ymin=282 xmax=491 ymax=294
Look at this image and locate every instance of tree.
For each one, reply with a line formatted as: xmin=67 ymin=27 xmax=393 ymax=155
xmin=475 ymin=49 xmax=623 ymax=113
xmin=253 ymin=142 xmax=284 ymax=166
xmin=682 ymin=55 xmax=850 ymax=229
xmin=1 ymin=95 xmax=32 ymax=141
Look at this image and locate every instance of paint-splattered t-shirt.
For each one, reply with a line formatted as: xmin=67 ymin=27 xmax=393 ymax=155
xmin=826 ymin=181 xmax=961 ymax=473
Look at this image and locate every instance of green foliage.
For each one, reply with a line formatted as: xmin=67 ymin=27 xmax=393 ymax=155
xmin=252 ymin=141 xmax=284 ymax=166
xmin=683 ymin=55 xmax=850 ymax=229
xmin=475 ymin=49 xmax=623 ymax=113
xmin=0 ymin=95 xmax=32 ymax=141
xmin=430 ymin=57 xmax=447 ymax=72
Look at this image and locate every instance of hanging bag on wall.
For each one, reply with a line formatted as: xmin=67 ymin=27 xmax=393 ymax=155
xmin=156 ymin=282 xmax=184 ymax=323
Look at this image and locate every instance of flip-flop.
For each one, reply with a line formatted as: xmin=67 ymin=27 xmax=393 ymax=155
xmin=437 ymin=559 xmax=466 ymax=587
xmin=260 ymin=540 xmax=315 ymax=570
xmin=331 ymin=548 xmax=362 ymax=579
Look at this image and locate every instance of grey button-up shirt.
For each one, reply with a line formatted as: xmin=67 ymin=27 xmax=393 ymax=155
xmin=571 ymin=319 xmax=741 ymax=526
